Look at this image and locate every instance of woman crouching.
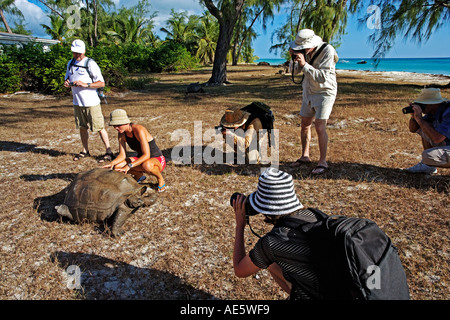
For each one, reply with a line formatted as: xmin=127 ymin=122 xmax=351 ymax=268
xmin=103 ymin=109 xmax=166 ymax=192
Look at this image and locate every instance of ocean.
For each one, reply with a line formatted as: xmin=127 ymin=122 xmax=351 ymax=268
xmin=255 ymin=57 xmax=450 ymax=76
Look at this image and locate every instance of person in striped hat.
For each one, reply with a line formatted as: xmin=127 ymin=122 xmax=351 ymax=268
xmin=232 ymin=167 xmax=322 ymax=299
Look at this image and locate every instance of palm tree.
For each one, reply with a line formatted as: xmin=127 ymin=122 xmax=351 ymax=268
xmin=195 ymin=11 xmax=219 ymax=65
xmin=41 ymin=14 xmax=69 ymax=43
xmin=160 ymin=9 xmax=198 ymax=47
xmin=0 ymin=0 xmax=23 ymax=33
xmin=107 ymin=15 xmax=153 ymax=44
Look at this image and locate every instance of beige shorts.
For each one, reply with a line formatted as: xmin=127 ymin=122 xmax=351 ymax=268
xmin=422 ymin=146 xmax=450 ymax=168
xmin=73 ymin=104 xmax=105 ymax=132
xmin=300 ymin=99 xmax=335 ymax=120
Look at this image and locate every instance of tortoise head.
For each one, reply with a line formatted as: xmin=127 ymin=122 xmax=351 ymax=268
xmin=125 ymin=186 xmax=157 ymax=208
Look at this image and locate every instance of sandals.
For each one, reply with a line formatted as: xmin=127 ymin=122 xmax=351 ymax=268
xmin=311 ymin=165 xmax=329 ymax=175
xmin=158 ymin=184 xmax=166 ymax=193
xmin=73 ymin=151 xmax=90 ymax=161
xmin=290 ymin=158 xmax=312 ymax=167
xmin=97 ymin=152 xmax=114 ymax=163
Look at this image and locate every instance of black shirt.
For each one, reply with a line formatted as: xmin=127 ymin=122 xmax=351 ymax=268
xmin=249 ymin=209 xmax=322 ymax=299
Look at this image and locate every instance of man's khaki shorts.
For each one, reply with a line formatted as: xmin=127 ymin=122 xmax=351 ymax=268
xmin=73 ymin=104 xmax=105 ymax=132
xmin=300 ymin=100 xmax=335 ymax=120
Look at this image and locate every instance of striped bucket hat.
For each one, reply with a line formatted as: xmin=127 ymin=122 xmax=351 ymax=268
xmin=248 ymin=168 xmax=304 ymax=215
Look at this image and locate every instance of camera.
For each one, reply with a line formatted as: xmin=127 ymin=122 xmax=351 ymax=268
xmin=69 ymin=82 xmax=75 ymax=86
xmin=402 ymin=103 xmax=426 ymax=114
xmin=291 ymin=49 xmax=306 ymax=60
xmin=215 ymin=125 xmax=224 ymax=134
xmin=230 ymin=192 xmax=259 ymax=216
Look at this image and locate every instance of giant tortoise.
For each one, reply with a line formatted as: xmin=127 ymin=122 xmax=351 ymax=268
xmin=55 ymin=168 xmax=157 ymax=236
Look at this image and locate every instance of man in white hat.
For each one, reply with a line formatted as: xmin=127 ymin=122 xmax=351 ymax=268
xmin=64 ymin=39 xmax=113 ymax=162
xmin=405 ymin=88 xmax=450 ymax=174
xmin=288 ymin=29 xmax=338 ymax=175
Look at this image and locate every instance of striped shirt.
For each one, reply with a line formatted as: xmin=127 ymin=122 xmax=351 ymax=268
xmin=249 ymin=209 xmax=322 ymax=299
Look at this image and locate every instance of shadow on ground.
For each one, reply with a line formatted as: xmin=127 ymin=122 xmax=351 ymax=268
xmin=51 ymin=251 xmax=217 ymax=300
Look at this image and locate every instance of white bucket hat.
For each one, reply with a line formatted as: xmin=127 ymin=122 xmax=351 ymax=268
xmin=109 ymin=109 xmax=131 ymax=126
xmin=248 ymin=168 xmax=304 ymax=216
xmin=414 ymin=88 xmax=447 ymax=104
xmin=71 ymin=39 xmax=86 ymax=53
xmin=289 ymin=29 xmax=323 ymax=51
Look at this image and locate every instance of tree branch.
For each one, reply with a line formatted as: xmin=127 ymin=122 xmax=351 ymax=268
xmin=37 ymin=0 xmax=64 ymax=19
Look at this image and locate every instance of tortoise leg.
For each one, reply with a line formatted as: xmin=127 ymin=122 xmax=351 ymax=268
xmin=111 ymin=204 xmax=132 ymax=237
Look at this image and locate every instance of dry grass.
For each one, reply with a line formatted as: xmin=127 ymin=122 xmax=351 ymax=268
xmin=0 ymin=65 xmax=449 ymax=300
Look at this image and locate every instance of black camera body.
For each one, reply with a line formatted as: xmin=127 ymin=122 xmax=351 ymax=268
xmin=230 ymin=192 xmax=259 ymax=216
xmin=291 ymin=49 xmax=306 ymax=60
xmin=402 ymin=103 xmax=427 ymax=114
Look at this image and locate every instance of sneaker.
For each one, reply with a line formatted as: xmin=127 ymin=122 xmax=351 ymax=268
xmin=404 ymin=162 xmax=437 ymax=174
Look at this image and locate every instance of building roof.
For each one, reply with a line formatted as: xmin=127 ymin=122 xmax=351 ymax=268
xmin=0 ymin=32 xmax=60 ymax=46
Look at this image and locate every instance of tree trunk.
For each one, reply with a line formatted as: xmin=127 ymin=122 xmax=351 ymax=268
xmin=93 ymin=0 xmax=99 ymax=46
xmin=0 ymin=9 xmax=12 ymax=33
xmin=203 ymin=0 xmax=245 ymax=85
xmin=235 ymin=5 xmax=266 ymax=65
xmin=231 ymin=14 xmax=243 ymax=66
xmin=210 ymin=23 xmax=234 ymax=84
xmin=85 ymin=0 xmax=94 ymax=46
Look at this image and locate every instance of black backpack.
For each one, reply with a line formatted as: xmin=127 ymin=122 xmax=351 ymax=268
xmin=241 ymin=101 xmax=275 ymax=147
xmin=278 ymin=208 xmax=410 ymax=300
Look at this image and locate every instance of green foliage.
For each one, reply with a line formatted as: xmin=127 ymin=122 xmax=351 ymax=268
xmin=0 ymin=41 xmax=198 ymax=94
xmin=0 ymin=56 xmax=21 ymax=93
xmin=149 ymin=41 xmax=198 ymax=72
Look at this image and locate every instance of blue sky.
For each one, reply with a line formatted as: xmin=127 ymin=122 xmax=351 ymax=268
xmin=252 ymin=8 xmax=450 ymax=59
xmin=12 ymin=0 xmax=450 ymax=59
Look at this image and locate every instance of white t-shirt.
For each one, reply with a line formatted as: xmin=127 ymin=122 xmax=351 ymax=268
xmin=65 ymin=57 xmax=104 ymax=107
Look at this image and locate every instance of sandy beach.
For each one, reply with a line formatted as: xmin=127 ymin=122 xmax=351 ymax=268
xmin=336 ymin=69 xmax=450 ymax=85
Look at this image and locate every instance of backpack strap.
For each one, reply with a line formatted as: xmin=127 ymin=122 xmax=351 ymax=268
xmin=275 ymin=208 xmax=328 ymax=231
xmin=309 ymin=42 xmax=329 ymax=66
xmin=67 ymin=58 xmax=94 ymax=83
xmin=292 ymin=43 xmax=329 ymax=85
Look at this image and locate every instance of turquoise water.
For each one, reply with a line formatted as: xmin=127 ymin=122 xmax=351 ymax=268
xmin=255 ymin=57 xmax=450 ymax=76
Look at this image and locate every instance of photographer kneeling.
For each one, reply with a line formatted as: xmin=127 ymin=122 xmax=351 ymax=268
xmin=232 ymin=168 xmax=321 ymax=299
xmin=404 ymin=88 xmax=450 ymax=174
xmin=219 ymin=106 xmax=263 ymax=164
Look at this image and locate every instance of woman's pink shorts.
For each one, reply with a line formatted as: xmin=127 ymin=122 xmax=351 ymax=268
xmin=130 ymin=156 xmax=166 ymax=172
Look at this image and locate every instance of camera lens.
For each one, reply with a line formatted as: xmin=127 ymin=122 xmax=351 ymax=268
xmin=402 ymin=106 xmax=414 ymax=114
xmin=230 ymin=192 xmax=245 ymax=206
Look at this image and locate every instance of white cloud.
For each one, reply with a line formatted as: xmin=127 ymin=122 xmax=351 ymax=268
xmin=12 ymin=0 xmax=50 ymax=38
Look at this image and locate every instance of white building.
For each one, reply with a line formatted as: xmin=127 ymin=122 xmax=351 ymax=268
xmin=0 ymin=32 xmax=60 ymax=52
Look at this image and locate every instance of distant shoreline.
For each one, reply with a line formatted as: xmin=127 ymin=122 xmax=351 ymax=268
xmin=335 ymin=69 xmax=450 ymax=84
xmin=255 ymin=57 xmax=450 ymax=77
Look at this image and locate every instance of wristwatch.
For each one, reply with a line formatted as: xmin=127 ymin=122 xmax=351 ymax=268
xmin=88 ymin=83 xmax=91 ymax=88
xmin=127 ymin=162 xmax=133 ymax=168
